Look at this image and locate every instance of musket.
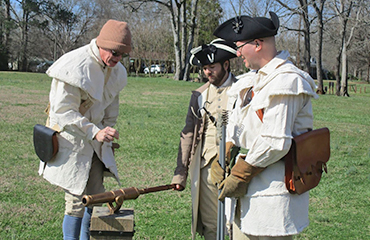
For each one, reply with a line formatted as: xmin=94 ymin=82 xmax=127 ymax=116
xmin=217 ymin=110 xmax=228 ymax=240
xmin=82 ymin=184 xmax=176 ymax=214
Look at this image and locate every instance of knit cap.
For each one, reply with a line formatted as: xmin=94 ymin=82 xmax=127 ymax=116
xmin=96 ymin=20 xmax=132 ymax=54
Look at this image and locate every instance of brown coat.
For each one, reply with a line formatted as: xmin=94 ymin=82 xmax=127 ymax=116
xmin=171 ymin=82 xmax=210 ymax=188
xmin=171 ymin=74 xmax=238 ymax=188
xmin=171 ymin=74 xmax=238 ymax=239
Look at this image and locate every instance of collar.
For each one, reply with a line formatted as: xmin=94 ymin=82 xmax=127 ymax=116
xmin=254 ymin=50 xmax=290 ymax=90
xmin=222 ymin=72 xmax=233 ymax=88
xmin=89 ymin=38 xmax=106 ymax=69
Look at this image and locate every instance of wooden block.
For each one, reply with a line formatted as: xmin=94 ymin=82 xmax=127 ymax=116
xmin=90 ymin=206 xmax=134 ymax=240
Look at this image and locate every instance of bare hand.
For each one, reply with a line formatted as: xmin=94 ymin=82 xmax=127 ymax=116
xmin=95 ymin=126 xmax=119 ymax=143
xmin=174 ymin=184 xmax=185 ymax=191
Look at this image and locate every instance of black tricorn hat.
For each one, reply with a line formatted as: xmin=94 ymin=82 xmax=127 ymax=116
xmin=213 ymin=12 xmax=279 ymax=42
xmin=190 ymin=38 xmax=237 ymax=66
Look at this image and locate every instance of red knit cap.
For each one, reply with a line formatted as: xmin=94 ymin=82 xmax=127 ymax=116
xmin=96 ymin=20 xmax=132 ymax=54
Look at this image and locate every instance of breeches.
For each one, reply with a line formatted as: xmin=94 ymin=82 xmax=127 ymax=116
xmin=64 ymin=153 xmax=105 ymax=218
xmin=198 ymin=162 xmax=218 ymax=239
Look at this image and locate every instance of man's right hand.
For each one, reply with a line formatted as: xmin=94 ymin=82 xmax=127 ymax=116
xmin=210 ymin=159 xmax=225 ymax=186
xmin=95 ymin=126 xmax=119 ymax=142
xmin=174 ymin=184 xmax=185 ymax=191
xmin=210 ymin=142 xmax=238 ymax=186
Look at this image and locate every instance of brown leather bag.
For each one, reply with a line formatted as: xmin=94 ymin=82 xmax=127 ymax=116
xmin=284 ymin=128 xmax=330 ymax=194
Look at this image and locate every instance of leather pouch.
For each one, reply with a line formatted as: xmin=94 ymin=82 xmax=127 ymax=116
xmin=33 ymin=124 xmax=59 ymax=162
xmin=284 ymin=127 xmax=330 ymax=194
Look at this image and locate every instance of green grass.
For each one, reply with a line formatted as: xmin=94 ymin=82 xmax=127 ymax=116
xmin=0 ymin=72 xmax=369 ymax=239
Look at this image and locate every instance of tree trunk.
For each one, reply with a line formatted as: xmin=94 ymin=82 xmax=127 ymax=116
xmin=169 ymin=1 xmax=182 ymax=80
xmin=179 ymin=2 xmax=187 ymax=80
xmin=332 ymin=0 xmax=355 ymax=97
xmin=21 ymin=12 xmax=29 ymax=71
xmin=299 ymin=0 xmax=311 ymax=73
xmin=183 ymin=0 xmax=199 ymax=81
xmin=0 ymin=0 xmax=11 ymax=70
xmin=313 ymin=0 xmax=326 ymax=94
xmin=340 ymin=43 xmax=349 ymax=96
xmin=335 ymin=53 xmax=341 ymax=96
xmin=296 ymin=17 xmax=301 ymax=68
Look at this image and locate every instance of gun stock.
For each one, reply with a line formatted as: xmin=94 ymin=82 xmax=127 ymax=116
xmin=82 ymin=184 xmax=176 ymax=214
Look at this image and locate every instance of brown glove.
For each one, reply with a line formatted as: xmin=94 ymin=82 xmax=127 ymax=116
xmin=218 ymin=156 xmax=265 ymax=201
xmin=210 ymin=142 xmax=237 ymax=186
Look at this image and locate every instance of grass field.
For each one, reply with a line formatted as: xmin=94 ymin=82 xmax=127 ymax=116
xmin=0 ymin=71 xmax=369 ymax=239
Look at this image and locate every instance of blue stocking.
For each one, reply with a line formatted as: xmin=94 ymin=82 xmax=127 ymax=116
xmin=63 ymin=215 xmax=82 ymax=240
xmin=80 ymin=207 xmax=93 ymax=240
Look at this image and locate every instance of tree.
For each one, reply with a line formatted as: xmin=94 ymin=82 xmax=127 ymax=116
xmin=39 ymin=0 xmax=104 ymax=59
xmin=117 ymin=0 xmax=226 ymax=81
xmin=0 ymin=0 xmax=12 ymax=70
xmin=312 ymin=0 xmax=327 ymax=94
xmin=194 ymin=0 xmax=223 ymax=46
xmin=9 ymin=0 xmax=45 ymax=71
xmin=276 ymin=0 xmax=312 ymax=74
xmin=130 ymin=14 xmax=173 ymax=76
xmin=182 ymin=0 xmax=199 ymax=81
xmin=349 ymin=7 xmax=370 ymax=83
xmin=40 ymin=1 xmax=78 ymax=59
xmin=330 ymin=0 xmax=363 ymax=96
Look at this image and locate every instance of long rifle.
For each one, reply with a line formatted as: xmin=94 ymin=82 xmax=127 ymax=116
xmin=82 ymin=184 xmax=176 ymax=214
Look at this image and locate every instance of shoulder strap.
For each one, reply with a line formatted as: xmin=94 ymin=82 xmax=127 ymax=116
xmin=240 ymin=87 xmax=264 ymax=122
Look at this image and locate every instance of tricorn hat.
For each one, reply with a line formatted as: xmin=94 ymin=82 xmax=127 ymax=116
xmin=213 ymin=12 xmax=279 ymax=42
xmin=189 ymin=38 xmax=237 ymax=66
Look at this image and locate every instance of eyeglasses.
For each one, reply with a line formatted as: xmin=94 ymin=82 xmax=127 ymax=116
xmin=111 ymin=49 xmax=129 ymax=58
xmin=235 ymin=39 xmax=264 ymax=51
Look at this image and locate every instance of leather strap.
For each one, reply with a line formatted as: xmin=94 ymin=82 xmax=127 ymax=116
xmin=240 ymin=87 xmax=264 ymax=122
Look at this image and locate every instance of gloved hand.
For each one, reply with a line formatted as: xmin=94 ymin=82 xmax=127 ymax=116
xmin=218 ymin=156 xmax=265 ymax=201
xmin=210 ymin=157 xmax=224 ymax=186
xmin=210 ymin=142 xmax=237 ymax=186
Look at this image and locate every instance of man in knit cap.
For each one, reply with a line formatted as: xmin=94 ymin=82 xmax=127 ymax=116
xmin=38 ymin=19 xmax=131 ymax=240
xmin=213 ymin=12 xmax=318 ymax=240
xmin=171 ymin=38 xmax=238 ymax=240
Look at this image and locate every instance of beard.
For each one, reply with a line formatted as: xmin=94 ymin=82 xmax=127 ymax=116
xmin=207 ymin=66 xmax=227 ymax=87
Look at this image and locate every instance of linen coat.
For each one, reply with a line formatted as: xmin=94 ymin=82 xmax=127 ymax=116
xmin=38 ymin=39 xmax=127 ymax=196
xmin=171 ymin=73 xmax=237 ymax=239
xmin=226 ymin=51 xmax=318 ymax=236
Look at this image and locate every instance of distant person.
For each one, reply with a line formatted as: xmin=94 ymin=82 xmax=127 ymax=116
xmin=38 ymin=19 xmax=131 ymax=240
xmin=213 ymin=12 xmax=318 ymax=239
xmin=171 ymin=38 xmax=238 ymax=239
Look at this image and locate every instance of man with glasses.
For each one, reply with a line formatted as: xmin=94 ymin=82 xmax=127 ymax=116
xmin=171 ymin=38 xmax=238 ymax=240
xmin=213 ymin=12 xmax=318 ymax=240
xmin=38 ymin=19 xmax=131 ymax=240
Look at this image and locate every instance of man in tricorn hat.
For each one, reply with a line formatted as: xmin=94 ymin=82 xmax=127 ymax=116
xmin=171 ymin=38 xmax=238 ymax=239
xmin=212 ymin=12 xmax=318 ymax=239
